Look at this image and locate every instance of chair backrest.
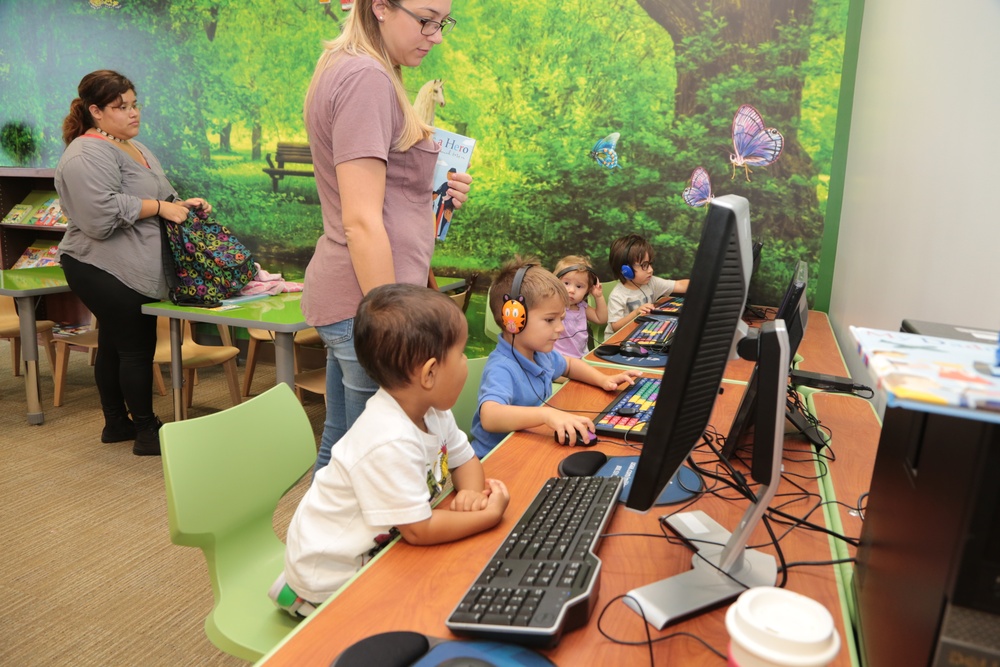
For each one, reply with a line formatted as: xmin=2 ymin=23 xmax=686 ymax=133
xmin=452 ymin=356 xmax=488 ymax=437
xmin=483 ymin=285 xmax=500 ymax=343
xmin=161 ymin=383 xmax=315 ymax=547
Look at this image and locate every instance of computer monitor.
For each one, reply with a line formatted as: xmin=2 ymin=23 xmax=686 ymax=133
xmin=625 ymin=194 xmax=753 ymax=513
xmin=723 ymin=260 xmax=809 ymax=475
xmin=620 ymin=194 xmax=793 ymax=629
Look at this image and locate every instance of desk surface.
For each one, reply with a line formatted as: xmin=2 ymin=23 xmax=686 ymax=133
xmin=141 ymin=292 xmax=308 ymax=332
xmin=259 ymin=369 xmax=856 ymax=666
xmin=0 ymin=266 xmax=69 ymax=296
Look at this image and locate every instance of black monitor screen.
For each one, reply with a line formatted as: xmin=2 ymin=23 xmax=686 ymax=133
xmin=625 ymin=195 xmax=752 ymax=512
xmin=723 ymin=260 xmax=809 ymax=474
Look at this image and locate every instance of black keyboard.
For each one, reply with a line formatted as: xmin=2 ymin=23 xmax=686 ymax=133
xmin=445 ymin=475 xmax=623 ymax=647
xmin=593 ymin=376 xmax=660 ymax=442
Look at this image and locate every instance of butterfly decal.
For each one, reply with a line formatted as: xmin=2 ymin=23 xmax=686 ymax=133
xmin=590 ymin=132 xmax=622 ymax=170
xmin=682 ymin=167 xmax=713 ymax=207
xmin=729 ymin=104 xmax=783 ymax=182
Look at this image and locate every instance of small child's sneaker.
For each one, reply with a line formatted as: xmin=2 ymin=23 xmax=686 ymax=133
xmin=268 ymin=572 xmax=317 ymax=618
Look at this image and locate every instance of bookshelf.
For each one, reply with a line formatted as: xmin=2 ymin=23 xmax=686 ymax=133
xmin=0 ymin=167 xmax=89 ymax=324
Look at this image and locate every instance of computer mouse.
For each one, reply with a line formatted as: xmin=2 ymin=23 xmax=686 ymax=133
xmin=619 ymin=341 xmax=649 ymax=357
xmin=554 ymin=431 xmax=597 ymax=447
xmin=617 ymin=406 xmax=639 ymax=417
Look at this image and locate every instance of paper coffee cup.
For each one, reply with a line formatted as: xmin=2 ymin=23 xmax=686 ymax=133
xmin=725 ymin=586 xmax=840 ymax=667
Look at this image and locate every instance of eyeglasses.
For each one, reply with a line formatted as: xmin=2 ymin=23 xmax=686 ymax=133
xmin=635 ymin=261 xmax=653 ymax=271
xmin=388 ymin=1 xmax=456 ymax=35
xmin=107 ymin=103 xmax=143 ymax=113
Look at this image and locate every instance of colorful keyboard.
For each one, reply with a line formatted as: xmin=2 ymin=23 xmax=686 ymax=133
xmin=625 ymin=315 xmax=678 ymax=350
xmin=651 ymin=296 xmax=684 ymax=316
xmin=593 ymin=376 xmax=661 ymax=441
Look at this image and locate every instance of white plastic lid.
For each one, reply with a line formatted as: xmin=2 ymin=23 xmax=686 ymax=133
xmin=725 ymin=587 xmax=841 ymax=667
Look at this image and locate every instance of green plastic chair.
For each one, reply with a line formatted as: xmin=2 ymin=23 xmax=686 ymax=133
xmin=452 ymin=356 xmax=488 ymax=437
xmin=484 ymin=285 xmax=501 ymax=343
xmin=160 ymin=383 xmax=316 ymax=661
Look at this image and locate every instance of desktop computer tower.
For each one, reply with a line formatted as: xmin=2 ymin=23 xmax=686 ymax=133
xmin=854 ymin=406 xmax=1000 ymax=667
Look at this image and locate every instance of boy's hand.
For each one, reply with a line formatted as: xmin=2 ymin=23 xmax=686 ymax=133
xmin=602 ymin=369 xmax=643 ymax=392
xmin=484 ymin=478 xmax=510 ymax=519
xmin=544 ymin=408 xmax=596 ymax=447
xmin=635 ymin=303 xmax=655 ymax=317
xmin=450 ymin=488 xmax=490 ymax=512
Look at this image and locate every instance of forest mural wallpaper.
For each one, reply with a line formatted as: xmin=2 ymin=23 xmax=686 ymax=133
xmin=0 ymin=0 xmax=856 ymax=353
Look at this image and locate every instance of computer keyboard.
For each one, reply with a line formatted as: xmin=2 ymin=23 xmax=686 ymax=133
xmin=445 ymin=475 xmax=623 ymax=648
xmin=593 ymin=375 xmax=660 ymax=441
xmin=625 ymin=314 xmax=678 ymax=349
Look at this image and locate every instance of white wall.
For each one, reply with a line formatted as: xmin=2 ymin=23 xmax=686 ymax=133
xmin=829 ymin=0 xmax=1000 ymax=411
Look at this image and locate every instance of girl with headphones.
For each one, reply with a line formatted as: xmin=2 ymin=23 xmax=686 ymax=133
xmin=604 ymin=234 xmax=690 ymax=341
xmin=552 ymin=255 xmax=607 ymax=358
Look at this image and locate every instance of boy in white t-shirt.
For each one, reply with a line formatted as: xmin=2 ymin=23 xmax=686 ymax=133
xmin=604 ymin=234 xmax=690 ymax=341
xmin=270 ymin=284 xmax=510 ymax=615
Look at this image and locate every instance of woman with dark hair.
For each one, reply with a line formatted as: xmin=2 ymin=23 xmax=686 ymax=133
xmin=56 ymin=69 xmax=212 ymax=456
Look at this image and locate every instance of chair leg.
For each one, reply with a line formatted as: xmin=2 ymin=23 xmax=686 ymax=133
xmin=12 ymin=337 xmax=21 ymax=377
xmin=223 ymin=359 xmax=242 ymax=406
xmin=152 ymin=365 xmax=167 ymax=396
xmin=185 ymin=369 xmax=195 ymax=408
xmin=241 ymin=336 xmax=260 ymax=397
xmin=40 ymin=330 xmax=56 ymax=376
xmin=54 ymin=341 xmax=70 ymax=407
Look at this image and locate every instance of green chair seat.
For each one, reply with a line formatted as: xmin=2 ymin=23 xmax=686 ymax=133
xmin=160 ymin=383 xmax=316 ymax=661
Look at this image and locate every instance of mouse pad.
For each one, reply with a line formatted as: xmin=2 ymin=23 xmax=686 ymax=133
xmin=595 ymin=456 xmax=703 ymax=505
xmin=411 ymin=640 xmax=556 ymax=666
xmin=592 ymin=346 xmax=668 ymax=368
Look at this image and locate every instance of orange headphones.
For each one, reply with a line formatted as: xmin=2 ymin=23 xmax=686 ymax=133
xmin=501 ymin=265 xmax=534 ymax=335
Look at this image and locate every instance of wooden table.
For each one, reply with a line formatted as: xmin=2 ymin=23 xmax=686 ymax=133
xmin=0 ymin=266 xmax=71 ymax=424
xmin=257 ymin=370 xmax=858 ymax=666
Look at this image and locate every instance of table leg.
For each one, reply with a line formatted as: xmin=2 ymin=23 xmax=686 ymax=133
xmin=274 ymin=332 xmax=295 ymax=388
xmin=16 ymin=296 xmax=44 ymax=425
xmin=169 ymin=317 xmax=187 ymax=421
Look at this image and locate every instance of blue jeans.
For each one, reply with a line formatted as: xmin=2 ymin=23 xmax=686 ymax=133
xmin=313 ymin=318 xmax=378 ymax=473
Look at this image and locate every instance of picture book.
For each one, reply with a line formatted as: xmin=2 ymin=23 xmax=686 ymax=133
xmin=431 ymin=128 xmax=476 ymax=242
xmin=31 ymin=197 xmax=69 ymax=226
xmin=850 ymin=326 xmax=1000 ymax=423
xmin=1 ymin=204 xmax=33 ymax=225
xmin=11 ymin=241 xmax=61 ymax=269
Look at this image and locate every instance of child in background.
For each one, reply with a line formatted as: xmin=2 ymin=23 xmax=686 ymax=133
xmin=271 ymin=284 xmax=510 ymax=616
xmin=605 ymin=233 xmax=690 ymax=341
xmin=552 ymin=255 xmax=607 ymax=358
xmin=471 ymin=257 xmax=642 ymax=458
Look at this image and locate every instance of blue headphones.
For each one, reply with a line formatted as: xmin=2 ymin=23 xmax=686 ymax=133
xmin=619 ymin=237 xmax=638 ymax=281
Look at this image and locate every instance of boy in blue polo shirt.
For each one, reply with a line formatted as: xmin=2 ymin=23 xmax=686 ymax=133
xmin=471 ymin=257 xmax=642 ymax=458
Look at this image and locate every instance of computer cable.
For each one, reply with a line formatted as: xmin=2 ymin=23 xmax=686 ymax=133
xmin=778 ymin=557 xmax=856 ymax=573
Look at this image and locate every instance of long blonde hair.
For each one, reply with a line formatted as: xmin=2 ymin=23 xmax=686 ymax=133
xmin=304 ymin=1 xmax=432 ymax=152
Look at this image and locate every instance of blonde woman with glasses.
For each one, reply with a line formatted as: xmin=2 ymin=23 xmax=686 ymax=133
xmin=302 ymin=0 xmax=472 ymax=473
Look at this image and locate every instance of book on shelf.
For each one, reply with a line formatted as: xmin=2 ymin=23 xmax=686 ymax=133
xmin=2 ymin=204 xmax=33 ymax=225
xmin=10 ymin=241 xmax=61 ymax=269
xmin=30 ymin=196 xmax=69 ymax=226
xmin=851 ymin=326 xmax=1000 ymax=421
xmin=431 ymin=128 xmax=476 ymax=242
xmin=1 ymin=190 xmax=69 ymax=227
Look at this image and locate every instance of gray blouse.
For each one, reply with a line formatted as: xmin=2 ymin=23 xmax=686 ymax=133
xmin=55 ymin=135 xmax=178 ymax=299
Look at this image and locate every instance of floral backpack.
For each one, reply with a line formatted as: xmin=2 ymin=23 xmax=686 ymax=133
xmin=160 ymin=205 xmax=256 ymax=306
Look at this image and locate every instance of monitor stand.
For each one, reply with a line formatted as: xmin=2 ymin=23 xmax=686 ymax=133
xmin=623 ymin=320 xmax=789 ymax=630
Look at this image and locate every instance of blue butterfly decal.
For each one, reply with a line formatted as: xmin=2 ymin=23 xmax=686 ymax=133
xmin=682 ymin=167 xmax=713 ymax=207
xmin=729 ymin=104 xmax=783 ymax=181
xmin=590 ymin=132 xmax=622 ymax=170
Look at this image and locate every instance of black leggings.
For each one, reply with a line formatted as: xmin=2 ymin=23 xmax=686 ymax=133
xmin=60 ymin=254 xmax=159 ymax=419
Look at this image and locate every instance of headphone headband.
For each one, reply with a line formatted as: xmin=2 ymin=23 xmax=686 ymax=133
xmin=556 ymin=264 xmax=597 ymax=279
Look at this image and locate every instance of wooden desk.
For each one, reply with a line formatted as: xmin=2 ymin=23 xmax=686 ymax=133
xmin=258 ymin=372 xmax=854 ymax=666
xmin=0 ymin=266 xmax=71 ymax=424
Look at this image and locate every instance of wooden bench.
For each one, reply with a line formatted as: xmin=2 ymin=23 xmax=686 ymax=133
xmin=262 ymin=142 xmax=314 ymax=192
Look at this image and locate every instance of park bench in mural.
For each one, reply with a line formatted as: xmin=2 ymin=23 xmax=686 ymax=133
xmin=262 ymin=142 xmax=314 ymax=192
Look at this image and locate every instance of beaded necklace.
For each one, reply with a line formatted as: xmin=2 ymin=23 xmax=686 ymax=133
xmin=95 ymin=126 xmax=128 ymax=144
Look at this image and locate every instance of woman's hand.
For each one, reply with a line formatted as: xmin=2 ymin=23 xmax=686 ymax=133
xmin=159 ymin=200 xmax=191 ymax=223
xmin=182 ymin=198 xmax=212 ymax=215
xmin=446 ymin=172 xmax=473 ymax=210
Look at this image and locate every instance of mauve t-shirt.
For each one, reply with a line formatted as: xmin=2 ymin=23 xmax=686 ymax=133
xmin=302 ymin=54 xmax=439 ymax=326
